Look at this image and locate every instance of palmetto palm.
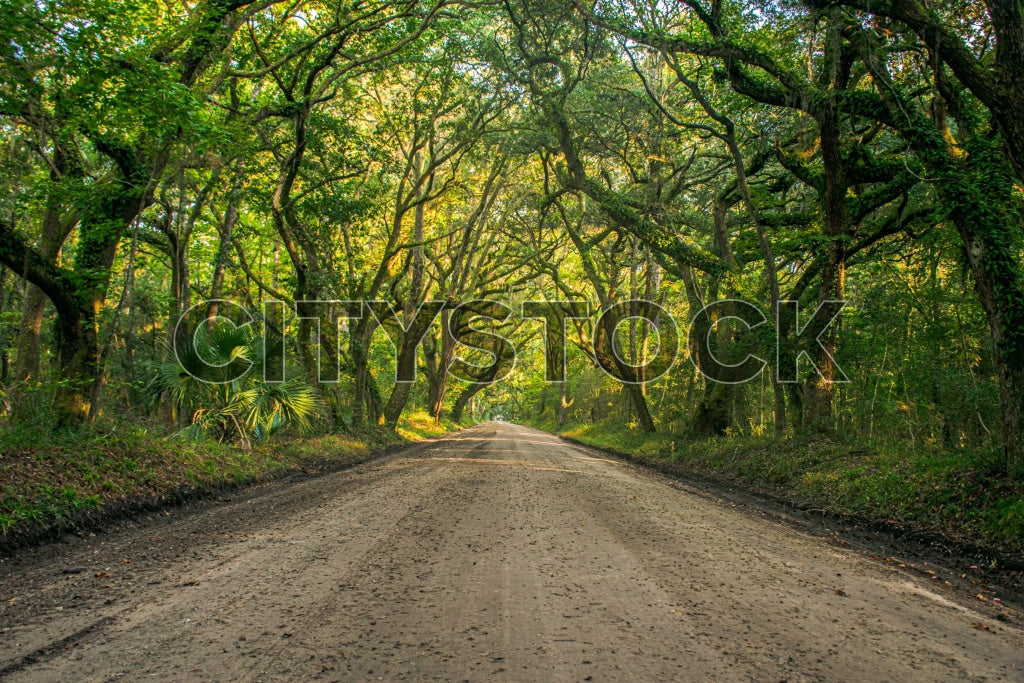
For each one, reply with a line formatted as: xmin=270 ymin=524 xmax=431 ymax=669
xmin=147 ymin=321 xmax=318 ymax=448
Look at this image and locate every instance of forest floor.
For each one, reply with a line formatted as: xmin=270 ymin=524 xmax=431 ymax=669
xmin=536 ymin=419 xmax=1024 ymax=606
xmin=0 ymin=412 xmax=455 ymax=553
xmin=1 ymin=422 xmax=1022 ymax=680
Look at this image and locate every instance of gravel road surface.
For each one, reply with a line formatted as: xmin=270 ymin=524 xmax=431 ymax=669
xmin=2 ymin=422 xmax=1023 ymax=681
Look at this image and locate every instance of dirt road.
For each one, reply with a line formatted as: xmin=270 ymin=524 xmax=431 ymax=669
xmin=2 ymin=422 xmax=1023 ymax=681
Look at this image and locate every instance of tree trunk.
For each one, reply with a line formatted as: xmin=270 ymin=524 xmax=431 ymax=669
xmin=689 ymin=382 xmax=734 ymax=438
xmin=558 ymin=382 xmax=571 ymax=425
xmin=427 ymin=370 xmax=447 ymax=421
xmin=383 ymin=199 xmax=429 ymax=428
xmin=452 ymin=382 xmax=487 ymax=423
xmin=684 ymin=297 xmax=740 ymax=439
xmin=772 ymin=382 xmax=787 ymax=437
xmin=15 ymin=285 xmax=48 ymax=383
xmin=50 ymin=181 xmax=146 ymax=426
xmin=52 ymin=304 xmax=100 ymax=427
xmin=0 ymin=268 xmax=8 ymax=383
xmin=14 ymin=193 xmax=73 ymax=384
xmin=950 ymin=189 xmax=1024 ymax=475
xmin=351 ymin=319 xmax=386 ymax=427
xmin=786 ymin=383 xmax=803 ymax=431
xmin=352 ymin=325 xmax=370 ymax=427
xmin=208 ymin=160 xmax=244 ymax=313
xmin=593 ymin=309 xmax=656 ymax=432
xmin=679 ymin=265 xmax=734 ymax=438
xmin=384 ymin=381 xmax=415 ymax=428
xmin=424 ymin=311 xmax=456 ymax=422
xmin=802 ymin=77 xmax=848 ymax=431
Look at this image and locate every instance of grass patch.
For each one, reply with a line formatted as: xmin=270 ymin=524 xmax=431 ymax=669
xmin=537 ymin=418 xmax=1024 ymax=559
xmin=0 ymin=415 xmax=459 ymax=547
xmin=396 ymin=410 xmax=459 ymax=442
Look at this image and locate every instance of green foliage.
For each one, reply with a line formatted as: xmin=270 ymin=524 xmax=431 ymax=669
xmin=550 ymin=419 xmax=1024 ymax=556
xmin=0 ymin=414 xmax=457 ymax=543
xmin=146 ymin=321 xmax=318 ymax=447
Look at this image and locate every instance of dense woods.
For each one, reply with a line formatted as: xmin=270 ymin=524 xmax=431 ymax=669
xmin=1 ymin=0 xmax=1022 ymax=484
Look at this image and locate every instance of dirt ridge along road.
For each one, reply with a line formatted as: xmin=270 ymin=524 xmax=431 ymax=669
xmin=1 ymin=422 xmax=1022 ymax=681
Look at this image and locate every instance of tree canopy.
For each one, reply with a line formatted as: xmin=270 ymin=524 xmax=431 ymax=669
xmin=0 ymin=0 xmax=1021 ymax=475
